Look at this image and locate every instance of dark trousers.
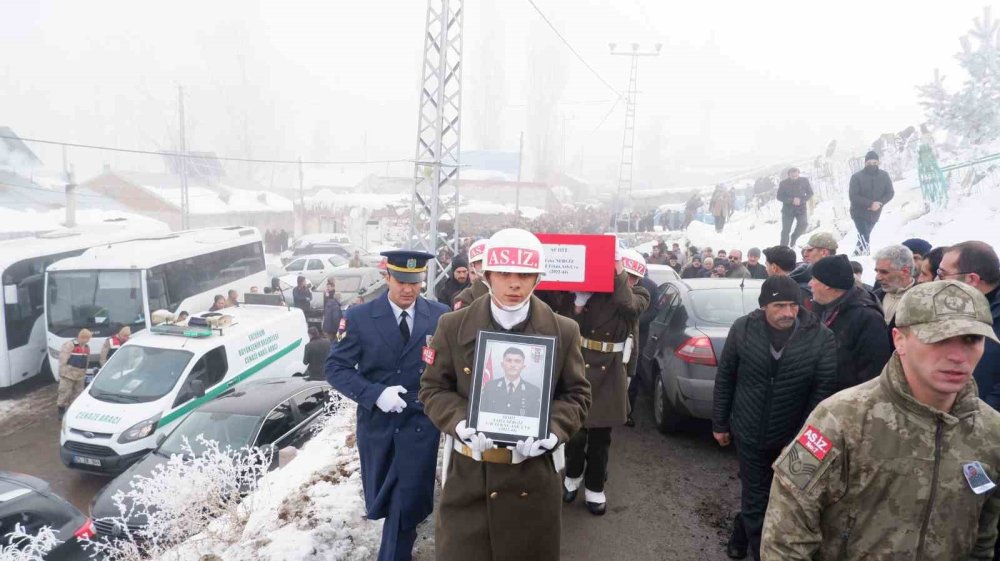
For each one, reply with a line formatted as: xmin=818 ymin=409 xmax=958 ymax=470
xmin=714 ymin=214 xmax=726 ymax=232
xmin=627 ymin=376 xmax=639 ymax=414
xmin=853 ymin=216 xmax=876 ymax=255
xmin=780 ymin=212 xmax=807 ymax=247
xmin=731 ymin=443 xmax=783 ymax=561
xmin=565 ymin=427 xmax=613 ymax=493
xmin=378 ymin=505 xmax=417 ymax=561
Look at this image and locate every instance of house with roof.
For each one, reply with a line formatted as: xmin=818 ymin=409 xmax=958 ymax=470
xmin=82 ymin=154 xmax=295 ymax=231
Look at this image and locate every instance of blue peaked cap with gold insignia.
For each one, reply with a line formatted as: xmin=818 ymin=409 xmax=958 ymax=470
xmin=380 ymin=249 xmax=435 ymax=283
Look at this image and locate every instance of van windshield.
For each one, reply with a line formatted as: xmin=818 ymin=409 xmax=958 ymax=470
xmin=90 ymin=345 xmax=193 ymax=404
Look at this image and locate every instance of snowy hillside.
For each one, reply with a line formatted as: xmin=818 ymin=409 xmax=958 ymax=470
xmin=636 ymin=148 xmax=1000 ymax=284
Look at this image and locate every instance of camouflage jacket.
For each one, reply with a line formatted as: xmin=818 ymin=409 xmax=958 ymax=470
xmin=761 ymin=354 xmax=1000 ymax=561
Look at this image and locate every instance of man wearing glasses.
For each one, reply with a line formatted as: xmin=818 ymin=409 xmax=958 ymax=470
xmin=940 ymin=241 xmax=1000 ymax=410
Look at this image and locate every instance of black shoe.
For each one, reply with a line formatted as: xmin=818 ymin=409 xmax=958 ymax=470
xmin=563 ymin=488 xmax=577 ymax=503
xmin=585 ymin=501 xmax=606 ymax=516
xmin=625 ymin=415 xmax=635 ymax=427
xmin=726 ymin=543 xmax=747 ymax=559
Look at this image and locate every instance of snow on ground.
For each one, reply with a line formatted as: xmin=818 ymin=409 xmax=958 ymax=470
xmin=173 ymin=402 xmax=383 ymax=561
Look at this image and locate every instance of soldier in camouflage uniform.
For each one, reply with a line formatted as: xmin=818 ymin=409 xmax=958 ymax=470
xmin=762 ymin=280 xmax=1000 ymax=560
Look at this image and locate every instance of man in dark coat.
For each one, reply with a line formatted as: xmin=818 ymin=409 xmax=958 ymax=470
xmin=681 ymin=256 xmax=710 ymax=278
xmin=321 ymin=278 xmax=343 ymax=340
xmin=776 ymin=167 xmax=813 ymax=247
xmin=452 ymin=239 xmax=489 ymax=311
xmin=808 ymin=255 xmax=892 ymax=391
xmin=745 ymin=247 xmax=768 ymax=279
xmin=712 ymin=275 xmax=837 ymax=560
xmin=303 ymin=327 xmax=331 ymax=381
xmin=848 ymin=150 xmax=894 ymax=256
xmin=326 ymin=250 xmax=449 ymax=561
xmin=940 ymin=241 xmax=1000 ymax=409
xmin=564 ymin=249 xmax=649 ymax=515
xmin=435 ymin=255 xmax=471 ymax=308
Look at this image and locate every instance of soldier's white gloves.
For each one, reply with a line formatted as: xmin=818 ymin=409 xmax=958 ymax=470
xmin=573 ymin=292 xmax=593 ymax=307
xmin=455 ymin=420 xmax=493 ymax=455
xmin=514 ymin=433 xmax=559 ymax=458
xmin=375 ymin=385 xmax=408 ymax=414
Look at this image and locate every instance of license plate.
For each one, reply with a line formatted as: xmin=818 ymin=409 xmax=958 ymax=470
xmin=73 ymin=456 xmax=101 ymax=467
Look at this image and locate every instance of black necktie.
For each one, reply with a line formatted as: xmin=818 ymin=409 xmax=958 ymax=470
xmin=399 ymin=310 xmax=410 ymax=342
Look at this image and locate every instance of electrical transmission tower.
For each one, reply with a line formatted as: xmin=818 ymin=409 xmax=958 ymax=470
xmin=610 ymin=43 xmax=660 ymax=232
xmin=409 ymin=0 xmax=464 ymax=298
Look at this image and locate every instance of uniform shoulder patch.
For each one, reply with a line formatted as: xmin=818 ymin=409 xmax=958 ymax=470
xmin=776 ymin=442 xmax=823 ymax=490
xmin=453 ymin=300 xmax=463 ymax=310
xmin=776 ymin=425 xmax=840 ymax=492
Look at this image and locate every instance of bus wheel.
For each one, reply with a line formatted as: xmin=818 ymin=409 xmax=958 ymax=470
xmin=41 ymin=357 xmax=56 ymax=383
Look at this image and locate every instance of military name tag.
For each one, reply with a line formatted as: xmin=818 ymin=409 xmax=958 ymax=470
xmin=963 ymin=461 xmax=997 ymax=494
xmin=422 ymin=346 xmax=436 ymax=365
xmin=798 ymin=425 xmax=831 ymax=460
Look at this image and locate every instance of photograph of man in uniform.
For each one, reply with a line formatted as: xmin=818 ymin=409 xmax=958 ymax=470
xmin=479 ymin=346 xmax=542 ymax=418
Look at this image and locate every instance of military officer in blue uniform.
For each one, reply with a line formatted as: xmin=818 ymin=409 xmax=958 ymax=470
xmin=326 ymin=250 xmax=449 ymax=561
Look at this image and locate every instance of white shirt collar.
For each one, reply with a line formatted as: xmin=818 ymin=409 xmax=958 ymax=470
xmin=503 ymin=376 xmax=522 ymax=388
xmin=387 ymin=297 xmax=416 ymax=321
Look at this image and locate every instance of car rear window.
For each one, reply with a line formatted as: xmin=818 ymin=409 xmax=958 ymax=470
xmin=688 ymin=288 xmax=760 ymax=324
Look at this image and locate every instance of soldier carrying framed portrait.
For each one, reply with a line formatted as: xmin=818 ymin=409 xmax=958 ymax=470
xmin=466 ymin=330 xmax=556 ymax=445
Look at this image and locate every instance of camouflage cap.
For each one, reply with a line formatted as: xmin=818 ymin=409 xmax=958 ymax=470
xmin=895 ymin=280 xmax=1000 ymax=344
xmin=804 ymin=232 xmax=838 ymax=252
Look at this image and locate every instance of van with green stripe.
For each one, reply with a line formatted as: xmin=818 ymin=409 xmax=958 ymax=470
xmin=59 ymin=302 xmax=308 ymax=474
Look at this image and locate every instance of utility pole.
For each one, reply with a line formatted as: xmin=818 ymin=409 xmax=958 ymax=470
xmin=610 ymin=42 xmax=661 ymax=233
xmin=177 ymin=86 xmax=190 ymax=230
xmin=298 ymin=157 xmax=305 ymax=236
xmin=515 ymin=130 xmax=523 ymax=225
xmin=62 ymin=145 xmax=76 ymax=228
xmin=408 ymin=0 xmax=464 ymax=300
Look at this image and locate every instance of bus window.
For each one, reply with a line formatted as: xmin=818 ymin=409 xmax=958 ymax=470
xmin=47 ymin=270 xmax=145 ymax=338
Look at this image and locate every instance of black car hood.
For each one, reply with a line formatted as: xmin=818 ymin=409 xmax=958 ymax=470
xmin=91 ymin=453 xmax=165 ymax=525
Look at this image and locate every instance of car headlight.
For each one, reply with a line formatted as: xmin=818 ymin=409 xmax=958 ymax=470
xmin=118 ymin=414 xmax=161 ymax=444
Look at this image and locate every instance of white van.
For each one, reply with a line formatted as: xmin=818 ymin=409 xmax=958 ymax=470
xmin=59 ymin=302 xmax=308 ymax=474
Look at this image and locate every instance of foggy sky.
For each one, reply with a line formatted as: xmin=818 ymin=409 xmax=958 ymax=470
xmin=0 ymin=0 xmax=986 ymax=191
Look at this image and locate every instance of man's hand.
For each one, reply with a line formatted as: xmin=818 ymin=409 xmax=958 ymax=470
xmin=455 ymin=420 xmax=494 ymax=453
xmin=869 ymin=201 xmax=882 ymax=211
xmin=375 ymin=386 xmax=408 ymax=414
xmin=713 ymin=432 xmax=731 ymax=447
xmin=792 ymin=197 xmax=801 ymax=206
xmin=515 ymin=433 xmax=559 ymax=458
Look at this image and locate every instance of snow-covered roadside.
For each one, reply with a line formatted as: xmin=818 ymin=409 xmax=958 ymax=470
xmin=171 ymin=401 xmax=383 ymax=561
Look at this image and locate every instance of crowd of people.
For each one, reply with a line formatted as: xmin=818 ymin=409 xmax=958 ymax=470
xmin=669 ymin=230 xmax=1000 ymax=561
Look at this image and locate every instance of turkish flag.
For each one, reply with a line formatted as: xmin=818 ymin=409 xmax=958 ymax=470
xmin=483 ymin=347 xmax=494 ymax=384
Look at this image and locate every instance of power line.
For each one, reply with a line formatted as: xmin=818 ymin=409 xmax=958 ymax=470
xmin=525 ymin=0 xmax=623 ymax=99
xmin=0 ymin=134 xmax=412 ymax=166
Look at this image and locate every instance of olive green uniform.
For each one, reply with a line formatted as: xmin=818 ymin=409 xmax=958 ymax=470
xmin=420 ymin=295 xmax=591 ymax=561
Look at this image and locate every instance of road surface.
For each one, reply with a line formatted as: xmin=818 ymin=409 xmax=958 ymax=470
xmin=1 ymin=378 xmax=740 ymax=561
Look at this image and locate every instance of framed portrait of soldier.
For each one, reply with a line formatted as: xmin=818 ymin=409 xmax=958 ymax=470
xmin=467 ymin=331 xmax=556 ymax=445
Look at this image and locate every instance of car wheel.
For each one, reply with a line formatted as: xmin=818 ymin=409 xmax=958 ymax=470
xmin=652 ymin=374 xmax=683 ymax=434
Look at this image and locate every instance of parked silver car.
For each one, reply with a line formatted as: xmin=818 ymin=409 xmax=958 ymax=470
xmin=637 ymin=278 xmax=763 ymax=433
